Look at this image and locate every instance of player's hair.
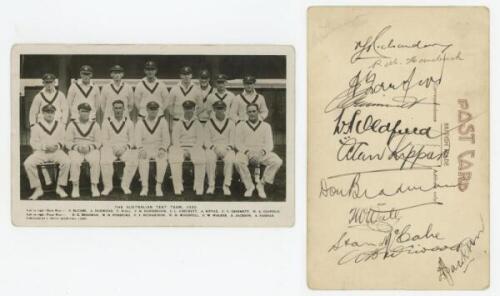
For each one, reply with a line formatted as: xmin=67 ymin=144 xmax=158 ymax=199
xmin=246 ymin=103 xmax=260 ymax=111
xmin=112 ymin=100 xmax=125 ymax=107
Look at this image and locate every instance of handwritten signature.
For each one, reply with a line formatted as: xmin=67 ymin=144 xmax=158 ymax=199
xmin=319 ymin=167 xmax=456 ymax=200
xmin=324 ymin=58 xmax=445 ymax=113
xmin=436 ymin=218 xmax=483 ymax=286
xmin=336 ymin=135 xmax=449 ymax=170
xmin=328 ymin=216 xmax=483 ymax=269
xmin=351 ymin=25 xmax=453 ymax=64
xmin=329 ymin=222 xmax=443 ymax=264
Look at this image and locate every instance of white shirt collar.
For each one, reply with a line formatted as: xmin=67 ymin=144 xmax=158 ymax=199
xmin=40 ymin=119 xmax=57 ymax=128
xmin=247 ymin=119 xmax=261 ymax=127
xmin=42 ymin=88 xmax=57 ymax=95
xmin=179 ymin=81 xmax=193 ymax=90
xmin=145 ymin=115 xmax=160 ymax=122
xmin=211 ymin=114 xmax=228 ymax=124
xmin=215 ymin=89 xmax=227 ymax=96
xmin=77 ymin=79 xmax=94 ymax=87
xmin=109 ymin=116 xmax=126 ymax=124
xmin=76 ymin=119 xmax=92 ymax=126
xmin=242 ymin=90 xmax=257 ymax=97
xmin=143 ymin=77 xmax=157 ymax=84
xmin=111 ymin=80 xmax=124 ymax=87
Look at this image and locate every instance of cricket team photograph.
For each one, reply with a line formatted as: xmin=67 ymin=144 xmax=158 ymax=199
xmin=18 ymin=55 xmax=288 ymax=202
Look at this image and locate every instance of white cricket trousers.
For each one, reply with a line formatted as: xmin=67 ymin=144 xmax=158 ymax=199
xmin=169 ymin=146 xmax=206 ymax=193
xmin=138 ymin=146 xmax=168 ymax=187
xmin=235 ymin=151 xmax=282 ymax=190
xmin=205 ymin=145 xmax=235 ymax=187
xmin=69 ymin=149 xmax=100 ymax=184
xmin=100 ymin=147 xmax=138 ymax=189
xmin=24 ymin=150 xmax=70 ymax=188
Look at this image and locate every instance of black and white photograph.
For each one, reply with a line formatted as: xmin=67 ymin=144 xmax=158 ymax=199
xmin=11 ymin=44 xmax=294 ymax=227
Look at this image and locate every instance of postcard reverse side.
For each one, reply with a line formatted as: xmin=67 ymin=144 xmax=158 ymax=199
xmin=308 ymin=7 xmax=489 ymax=289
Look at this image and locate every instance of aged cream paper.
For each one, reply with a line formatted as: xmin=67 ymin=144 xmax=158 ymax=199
xmin=308 ymin=7 xmax=489 ymax=289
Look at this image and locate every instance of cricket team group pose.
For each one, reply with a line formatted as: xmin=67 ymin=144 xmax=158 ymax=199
xmin=24 ymin=61 xmax=283 ymax=200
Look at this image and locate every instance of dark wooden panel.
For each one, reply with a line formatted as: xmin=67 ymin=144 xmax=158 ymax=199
xmin=21 ymin=55 xmax=286 ymax=80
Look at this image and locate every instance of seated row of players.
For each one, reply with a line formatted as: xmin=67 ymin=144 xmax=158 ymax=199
xmin=29 ymin=62 xmax=269 ymax=127
xmin=24 ymin=99 xmax=282 ymax=200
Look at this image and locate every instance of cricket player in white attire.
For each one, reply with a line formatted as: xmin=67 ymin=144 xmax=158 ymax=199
xmin=169 ymin=100 xmax=206 ymax=196
xmin=134 ymin=61 xmax=170 ymax=119
xmin=135 ymin=101 xmax=170 ymax=197
xmin=196 ymin=69 xmax=214 ymax=125
xmin=28 ymin=73 xmax=69 ymax=127
xmin=206 ymin=74 xmax=235 ymax=120
xmin=230 ymin=75 xmax=269 ymax=122
xmin=204 ymin=100 xmax=235 ymax=195
xmin=67 ymin=65 xmax=100 ymax=122
xmin=65 ymin=103 xmax=102 ymax=198
xmin=235 ymin=103 xmax=282 ymax=198
xmin=168 ymin=66 xmax=202 ymax=124
xmin=24 ymin=104 xmax=70 ymax=200
xmin=100 ymin=100 xmax=138 ymax=196
xmin=100 ymin=65 xmax=134 ymax=120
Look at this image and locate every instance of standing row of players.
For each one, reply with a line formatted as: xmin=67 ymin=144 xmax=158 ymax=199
xmin=24 ymin=62 xmax=282 ymax=200
xmin=29 ymin=61 xmax=269 ymax=126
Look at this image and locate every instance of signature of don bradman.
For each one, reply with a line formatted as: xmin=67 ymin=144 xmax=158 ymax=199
xmin=436 ymin=218 xmax=484 ymax=286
